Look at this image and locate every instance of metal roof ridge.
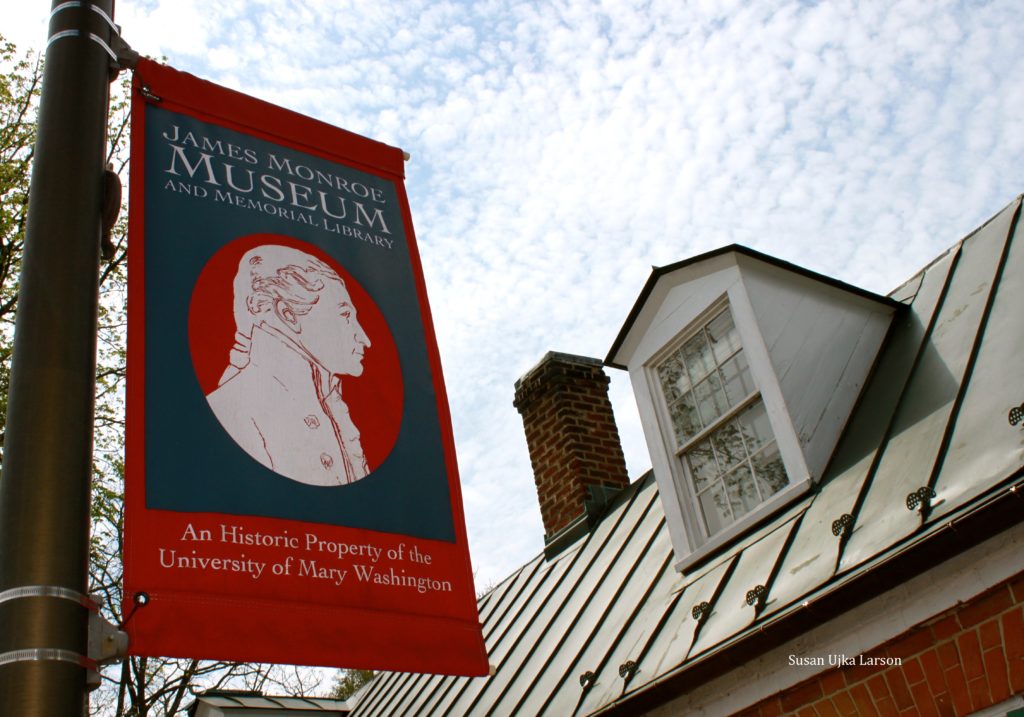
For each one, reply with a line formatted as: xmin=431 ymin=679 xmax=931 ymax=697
xmin=886 ymin=194 xmax=1023 ymax=303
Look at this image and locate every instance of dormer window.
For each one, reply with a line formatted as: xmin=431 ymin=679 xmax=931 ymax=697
xmin=654 ymin=304 xmax=789 ymax=537
xmin=607 ymin=246 xmax=898 ymax=572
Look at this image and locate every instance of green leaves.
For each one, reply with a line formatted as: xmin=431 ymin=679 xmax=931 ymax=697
xmin=0 ymin=37 xmax=41 ymax=450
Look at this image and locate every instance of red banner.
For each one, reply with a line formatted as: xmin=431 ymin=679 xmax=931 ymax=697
xmin=124 ymin=59 xmax=488 ymax=675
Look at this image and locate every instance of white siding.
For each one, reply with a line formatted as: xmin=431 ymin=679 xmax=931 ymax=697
xmin=738 ymin=256 xmax=893 ymax=480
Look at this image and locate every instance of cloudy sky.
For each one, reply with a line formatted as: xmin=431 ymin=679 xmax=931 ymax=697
xmin=7 ymin=1 xmax=1024 ymax=588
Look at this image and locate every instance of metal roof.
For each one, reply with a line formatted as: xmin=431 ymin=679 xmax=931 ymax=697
xmin=351 ymin=195 xmax=1024 ymax=716
xmin=188 ymin=692 xmax=350 ymax=716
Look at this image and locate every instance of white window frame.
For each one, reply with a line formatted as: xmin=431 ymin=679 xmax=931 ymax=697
xmin=966 ymin=696 xmax=1024 ymax=717
xmin=644 ymin=294 xmax=811 ymax=572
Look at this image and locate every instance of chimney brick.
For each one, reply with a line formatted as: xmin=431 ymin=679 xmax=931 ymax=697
xmin=513 ymin=352 xmax=629 ymax=543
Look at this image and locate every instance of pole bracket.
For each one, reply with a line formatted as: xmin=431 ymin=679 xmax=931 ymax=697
xmin=0 ymin=588 xmax=127 ymax=689
xmin=86 ymin=596 xmax=129 ymax=690
xmin=110 ymin=33 xmax=139 ymax=72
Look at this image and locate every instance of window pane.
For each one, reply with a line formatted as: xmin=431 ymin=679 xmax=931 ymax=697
xmin=685 ymin=438 xmax=718 ymax=491
xmin=681 ymin=331 xmax=715 ymax=384
xmin=657 ymin=354 xmax=690 ymax=402
xmin=668 ymin=393 xmax=702 ymax=445
xmin=737 ymin=400 xmax=774 ymax=453
xmin=660 ymin=306 xmax=793 ymax=542
xmin=724 ymin=465 xmax=760 ymax=520
xmin=711 ymin=418 xmax=747 ymax=472
xmin=707 ymin=308 xmax=741 ymax=365
xmin=719 ymin=352 xmax=754 ymax=407
xmin=698 ymin=483 xmax=730 ymax=535
xmin=693 ymin=372 xmax=729 ymax=427
xmin=752 ymin=442 xmax=789 ymax=497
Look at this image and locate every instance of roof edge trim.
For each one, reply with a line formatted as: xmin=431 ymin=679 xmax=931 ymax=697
xmin=595 ymin=471 xmax=1024 ymax=717
xmin=605 ymin=244 xmax=902 ymax=369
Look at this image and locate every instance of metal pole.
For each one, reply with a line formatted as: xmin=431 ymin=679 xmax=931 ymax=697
xmin=0 ymin=1 xmax=115 ymax=714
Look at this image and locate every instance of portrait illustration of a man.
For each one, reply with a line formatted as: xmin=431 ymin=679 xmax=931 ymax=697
xmin=206 ymin=244 xmax=372 ymax=486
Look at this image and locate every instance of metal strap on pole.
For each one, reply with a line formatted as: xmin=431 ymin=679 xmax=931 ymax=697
xmin=0 ymin=586 xmax=99 ymax=611
xmin=49 ymin=1 xmax=118 ymax=31
xmin=47 ymin=1 xmax=137 ymax=68
xmin=0 ymin=650 xmax=97 ymax=671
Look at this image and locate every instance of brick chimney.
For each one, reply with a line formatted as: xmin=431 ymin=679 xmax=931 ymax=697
xmin=513 ymin=352 xmax=630 ymax=549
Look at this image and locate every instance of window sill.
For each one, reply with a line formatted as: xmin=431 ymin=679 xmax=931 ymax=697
xmin=673 ymin=475 xmax=811 ymax=576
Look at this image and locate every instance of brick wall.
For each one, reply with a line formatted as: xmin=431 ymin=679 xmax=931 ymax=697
xmin=513 ymin=352 xmax=629 ymax=542
xmin=735 ymin=569 xmax=1024 ymax=717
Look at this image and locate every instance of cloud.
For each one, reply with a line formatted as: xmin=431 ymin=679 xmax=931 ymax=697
xmin=7 ymin=0 xmax=1024 ymax=588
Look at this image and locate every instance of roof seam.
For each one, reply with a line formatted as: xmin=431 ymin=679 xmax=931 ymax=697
xmin=921 ymin=198 xmax=1022 ymax=518
xmin=753 ymin=509 xmax=808 ymax=621
xmin=471 ymin=482 xmax=652 ymax=716
xmin=525 ymin=495 xmax=664 ymax=715
xmin=564 ymin=518 xmax=671 ymax=717
xmin=833 ymin=242 xmax=964 ymax=576
xmin=682 ymin=549 xmax=742 ymax=661
xmin=621 ymin=551 xmax=739 ymax=698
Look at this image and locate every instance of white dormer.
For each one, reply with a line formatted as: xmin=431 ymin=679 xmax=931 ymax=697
xmin=607 ymin=246 xmax=899 ymax=572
